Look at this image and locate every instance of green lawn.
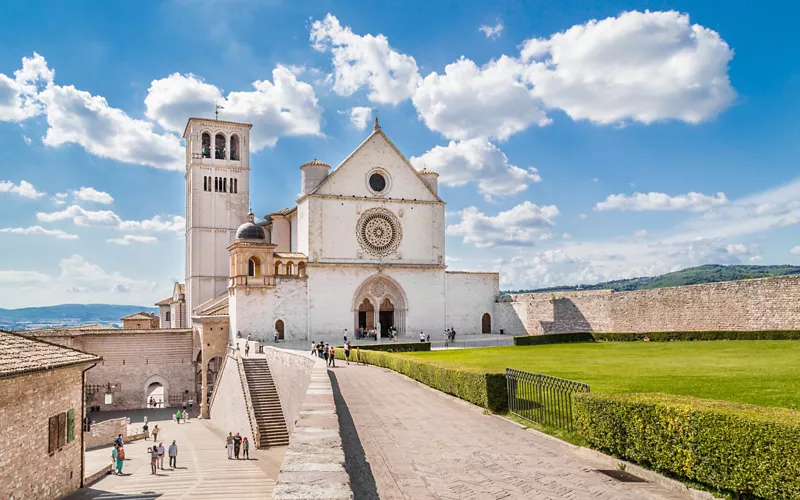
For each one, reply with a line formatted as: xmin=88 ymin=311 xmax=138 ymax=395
xmin=405 ymin=341 xmax=800 ymax=410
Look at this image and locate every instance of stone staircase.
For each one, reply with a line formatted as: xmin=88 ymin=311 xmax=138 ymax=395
xmin=241 ymin=358 xmax=290 ymax=448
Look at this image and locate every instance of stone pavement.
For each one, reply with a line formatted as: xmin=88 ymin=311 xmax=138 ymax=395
xmin=330 ymin=363 xmax=690 ymax=500
xmin=70 ymin=412 xmax=285 ymax=499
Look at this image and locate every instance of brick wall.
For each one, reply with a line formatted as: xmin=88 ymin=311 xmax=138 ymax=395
xmin=0 ymin=365 xmax=87 ymax=500
xmin=84 ymin=417 xmax=127 ymax=450
xmin=497 ymin=275 xmax=800 ymax=335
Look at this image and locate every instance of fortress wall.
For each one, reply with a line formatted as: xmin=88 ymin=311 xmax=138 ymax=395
xmin=262 ymin=347 xmax=316 ymax=435
xmin=497 ymin=275 xmax=800 ymax=335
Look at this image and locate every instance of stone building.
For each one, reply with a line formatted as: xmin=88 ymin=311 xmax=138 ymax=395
xmin=25 ymin=327 xmax=196 ymax=411
xmin=155 ymin=282 xmax=186 ymax=328
xmin=121 ymin=312 xmax=159 ymax=329
xmin=181 ymin=116 xmax=499 ymax=345
xmin=0 ymin=330 xmax=100 ymax=500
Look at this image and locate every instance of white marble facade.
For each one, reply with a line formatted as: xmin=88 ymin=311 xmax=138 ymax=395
xmin=183 ymin=117 xmax=499 ymax=342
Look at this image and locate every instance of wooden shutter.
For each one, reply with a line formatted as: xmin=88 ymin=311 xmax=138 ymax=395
xmin=48 ymin=415 xmax=59 ymax=454
xmin=67 ymin=409 xmax=75 ymax=443
xmin=57 ymin=412 xmax=67 ymax=449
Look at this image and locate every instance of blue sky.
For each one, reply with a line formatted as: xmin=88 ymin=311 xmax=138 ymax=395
xmin=1 ymin=0 xmax=798 ymax=308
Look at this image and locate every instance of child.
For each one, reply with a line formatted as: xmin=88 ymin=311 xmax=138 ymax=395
xmin=242 ymin=437 xmax=250 ymax=459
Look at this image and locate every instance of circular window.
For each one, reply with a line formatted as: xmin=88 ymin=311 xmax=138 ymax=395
xmin=369 ymin=173 xmax=386 ymax=192
xmin=356 ymin=208 xmax=402 ymax=256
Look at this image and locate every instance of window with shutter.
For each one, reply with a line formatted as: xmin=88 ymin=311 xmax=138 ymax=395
xmin=67 ymin=409 xmax=75 ymax=444
xmin=57 ymin=412 xmax=67 ymax=449
xmin=48 ymin=415 xmax=58 ymax=454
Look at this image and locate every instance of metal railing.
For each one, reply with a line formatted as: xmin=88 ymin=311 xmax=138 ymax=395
xmin=506 ymin=368 xmax=589 ymax=431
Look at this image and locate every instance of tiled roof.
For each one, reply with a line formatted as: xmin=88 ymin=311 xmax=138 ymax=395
xmin=121 ymin=312 xmax=157 ymax=320
xmin=300 ymin=158 xmax=330 ymax=168
xmin=155 ymin=297 xmax=172 ymax=306
xmin=25 ymin=328 xmax=192 ymax=337
xmin=274 ymin=252 xmax=308 ymax=259
xmin=0 ymin=330 xmax=101 ymax=378
xmin=268 ymin=207 xmax=295 ymax=217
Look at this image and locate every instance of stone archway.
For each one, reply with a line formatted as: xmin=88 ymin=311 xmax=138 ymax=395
xmin=482 ymin=313 xmax=492 ymax=334
xmin=352 ymin=275 xmax=407 ymax=337
xmin=275 ymin=319 xmax=285 ymax=340
xmin=143 ymin=374 xmax=169 ymax=408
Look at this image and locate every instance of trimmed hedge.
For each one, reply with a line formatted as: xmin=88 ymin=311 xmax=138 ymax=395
xmin=513 ymin=332 xmax=594 ymax=346
xmin=574 ymin=392 xmax=800 ymax=499
xmin=513 ymin=330 xmax=800 ymax=346
xmin=334 ymin=349 xmax=507 ymax=412
xmin=343 ymin=342 xmax=431 ymax=352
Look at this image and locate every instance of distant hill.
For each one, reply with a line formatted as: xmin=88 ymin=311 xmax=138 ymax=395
xmin=505 ymin=264 xmax=800 ymax=294
xmin=0 ymin=304 xmax=159 ymax=330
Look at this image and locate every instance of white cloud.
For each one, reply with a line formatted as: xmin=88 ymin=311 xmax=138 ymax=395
xmin=479 ymin=22 xmax=504 ymax=39
xmin=0 ymin=52 xmax=54 ymax=123
xmin=413 ymin=56 xmax=549 ymax=141
xmin=520 ymin=10 xmax=735 ymax=125
xmin=310 ymin=14 xmax=421 ymax=105
xmin=73 ymin=187 xmax=113 ymax=204
xmin=446 ymin=202 xmax=559 ymax=248
xmin=410 ymin=139 xmax=541 ymax=200
xmin=634 ymin=229 xmax=648 ymax=237
xmin=107 ymin=235 xmax=158 ymax=245
xmin=595 ymin=191 xmax=728 ymax=212
xmin=38 ymin=84 xmax=184 ymax=170
xmin=23 ymin=135 xmax=32 ymax=145
xmin=53 ymin=192 xmax=68 ymax=205
xmin=791 ymin=246 xmax=800 ymax=255
xmin=0 ymin=180 xmax=45 ymax=199
xmin=579 ymin=213 xmax=588 ymax=220
xmin=57 ymin=254 xmax=155 ymax=296
xmin=144 ymin=68 xmax=323 ymax=150
xmin=0 ymin=226 xmax=78 ymax=240
xmin=347 ymin=106 xmax=372 ymax=130
xmin=562 ymin=233 xmax=572 ymax=240
xmin=37 ymin=205 xmax=184 ymax=232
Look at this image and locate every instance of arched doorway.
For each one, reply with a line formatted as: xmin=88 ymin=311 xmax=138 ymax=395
xmin=196 ymin=354 xmax=222 ymax=401
xmin=143 ymin=375 xmax=169 ymax=408
xmin=482 ymin=313 xmax=492 ymax=334
xmin=352 ymin=275 xmax=407 ymax=337
xmin=379 ymin=298 xmax=394 ymax=337
xmin=357 ymin=299 xmax=375 ymax=331
xmin=275 ymin=319 xmax=285 ymax=340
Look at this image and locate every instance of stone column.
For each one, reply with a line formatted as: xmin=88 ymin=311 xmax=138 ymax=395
xmin=200 ymin=357 xmax=209 ymax=419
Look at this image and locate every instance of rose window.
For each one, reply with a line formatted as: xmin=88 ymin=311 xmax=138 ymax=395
xmin=357 ymin=208 xmax=402 ymax=256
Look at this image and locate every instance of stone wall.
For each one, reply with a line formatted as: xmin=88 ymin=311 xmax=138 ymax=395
xmin=84 ymin=417 xmax=127 ymax=450
xmin=497 ymin=275 xmax=800 ymax=335
xmin=209 ymin=353 xmax=256 ymax=444
xmin=446 ymin=271 xmax=500 ymax=334
xmin=261 ymin=346 xmax=316 ymax=435
xmin=0 ymin=365 xmax=86 ymax=500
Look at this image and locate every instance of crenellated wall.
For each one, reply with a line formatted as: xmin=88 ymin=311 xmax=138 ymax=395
xmin=497 ymin=275 xmax=800 ymax=335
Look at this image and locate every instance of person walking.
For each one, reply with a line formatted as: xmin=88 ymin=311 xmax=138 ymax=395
xmin=242 ymin=437 xmax=250 ymax=459
xmin=316 ymin=343 xmax=324 ymax=358
xmin=226 ymin=432 xmax=234 ymax=459
xmin=311 ymin=340 xmax=316 ymax=356
xmin=115 ymin=434 xmax=123 ymax=447
xmin=111 ymin=445 xmax=120 ymax=475
xmin=343 ymin=328 xmax=348 ymax=343
xmin=356 ymin=346 xmax=361 ymax=365
xmin=233 ymin=433 xmax=242 ymax=459
xmin=115 ymin=445 xmax=125 ymax=475
xmin=168 ymin=440 xmax=178 ymax=468
xmin=420 ymin=331 xmax=425 ymax=343
xmin=152 ymin=424 xmax=159 ymax=442
xmin=323 ymin=343 xmax=330 ymax=365
xmin=344 ymin=341 xmax=351 ymax=365
xmin=149 ymin=446 xmax=158 ymax=475
xmin=143 ymin=421 xmax=149 ymax=439
xmin=244 ymin=342 xmax=250 ymax=357
xmin=157 ymin=442 xmax=166 ymax=470
xmin=176 ymin=409 xmax=181 ymax=424
xmin=329 ymin=345 xmax=336 ymax=367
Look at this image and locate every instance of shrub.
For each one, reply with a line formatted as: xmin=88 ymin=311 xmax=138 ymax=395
xmin=334 ymin=349 xmax=507 ymax=412
xmin=341 ymin=342 xmax=430 ymax=353
xmin=574 ymin=392 xmax=800 ymax=499
xmin=513 ymin=332 xmax=594 ymax=346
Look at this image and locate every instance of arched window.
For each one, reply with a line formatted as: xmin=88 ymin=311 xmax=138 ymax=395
xmin=230 ymin=135 xmax=240 ymax=161
xmin=482 ymin=313 xmax=491 ymax=334
xmin=298 ymin=262 xmax=306 ymax=277
xmin=215 ymin=133 xmax=226 ymax=159
xmin=201 ymin=132 xmax=211 ymax=158
xmin=274 ymin=261 xmax=282 ymax=275
xmin=203 ymin=176 xmax=207 ymax=192
xmin=223 ymin=178 xmax=227 ymax=193
xmin=165 ymin=311 xmax=171 ymax=322
xmin=287 ymin=262 xmax=295 ymax=275
xmin=214 ymin=177 xmax=218 ymax=192
xmin=248 ymin=257 xmax=261 ymax=277
xmin=234 ymin=178 xmax=238 ymax=194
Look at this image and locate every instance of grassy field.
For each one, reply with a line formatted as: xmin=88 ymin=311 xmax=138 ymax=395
xmin=405 ymin=341 xmax=800 ymax=410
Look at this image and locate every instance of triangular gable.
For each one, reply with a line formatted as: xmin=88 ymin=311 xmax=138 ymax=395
xmin=305 ymin=129 xmax=443 ymax=203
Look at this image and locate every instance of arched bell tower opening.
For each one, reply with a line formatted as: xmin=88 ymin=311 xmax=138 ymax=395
xmin=352 ymin=275 xmax=407 ymax=337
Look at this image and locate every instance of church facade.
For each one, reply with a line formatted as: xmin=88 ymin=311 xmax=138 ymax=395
xmin=171 ymin=117 xmax=499 ymax=343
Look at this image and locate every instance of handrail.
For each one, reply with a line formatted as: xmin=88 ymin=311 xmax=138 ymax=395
xmin=235 ymin=346 xmax=261 ymax=448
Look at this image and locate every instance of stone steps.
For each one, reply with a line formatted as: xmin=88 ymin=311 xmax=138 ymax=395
xmin=242 ymin=358 xmax=290 ymax=448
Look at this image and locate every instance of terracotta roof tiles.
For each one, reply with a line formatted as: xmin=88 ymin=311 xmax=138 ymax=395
xmin=0 ymin=330 xmax=101 ymax=378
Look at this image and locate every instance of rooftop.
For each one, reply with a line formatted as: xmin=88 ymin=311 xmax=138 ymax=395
xmin=121 ymin=312 xmax=158 ymax=321
xmin=25 ymin=328 xmax=192 ymax=337
xmin=0 ymin=330 xmax=101 ymax=378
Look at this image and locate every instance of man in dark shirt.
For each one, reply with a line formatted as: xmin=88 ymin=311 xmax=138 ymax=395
xmin=233 ymin=433 xmax=242 ymax=459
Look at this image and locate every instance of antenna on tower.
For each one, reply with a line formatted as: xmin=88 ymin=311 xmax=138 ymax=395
xmin=215 ymin=101 xmax=224 ymax=120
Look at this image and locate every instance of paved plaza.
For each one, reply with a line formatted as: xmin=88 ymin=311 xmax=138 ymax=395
xmin=70 ymin=411 xmax=285 ymax=500
xmin=330 ymin=363 xmax=690 ymax=500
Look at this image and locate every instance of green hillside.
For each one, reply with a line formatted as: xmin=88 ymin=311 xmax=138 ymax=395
xmin=506 ymin=264 xmax=800 ymax=294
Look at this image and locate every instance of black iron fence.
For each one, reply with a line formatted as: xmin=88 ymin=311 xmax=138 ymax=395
xmin=506 ymin=368 xmax=589 ymax=431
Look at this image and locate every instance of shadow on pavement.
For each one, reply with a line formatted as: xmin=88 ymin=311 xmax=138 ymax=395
xmin=328 ymin=370 xmax=380 ymax=500
xmin=68 ymin=489 xmax=162 ymax=499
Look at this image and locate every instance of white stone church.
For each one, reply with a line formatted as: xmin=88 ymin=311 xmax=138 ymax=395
xmin=157 ymin=117 xmax=499 ymax=342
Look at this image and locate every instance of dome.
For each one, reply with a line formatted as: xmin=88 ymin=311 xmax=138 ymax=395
xmin=235 ymin=212 xmax=266 ymax=240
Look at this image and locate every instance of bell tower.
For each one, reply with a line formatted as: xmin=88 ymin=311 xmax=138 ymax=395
xmin=183 ymin=118 xmax=253 ymax=326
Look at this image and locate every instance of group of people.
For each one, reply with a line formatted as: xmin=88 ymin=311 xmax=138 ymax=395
xmin=311 ymin=340 xmax=361 ymax=366
xmin=147 ymin=397 xmax=163 ymax=408
xmin=353 ymin=325 xmax=398 ymax=340
xmin=444 ymin=328 xmax=457 ymax=346
xmin=225 ymin=432 xmax=250 ymax=460
xmin=147 ymin=440 xmax=179 ymax=474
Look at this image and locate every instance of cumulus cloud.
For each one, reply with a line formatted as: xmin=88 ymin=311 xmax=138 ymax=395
xmin=144 ymin=68 xmax=323 ymax=150
xmin=0 ymin=226 xmax=78 ymax=240
xmin=347 ymin=106 xmax=372 ymax=130
xmin=446 ymin=202 xmax=559 ymax=248
xmin=37 ymin=205 xmax=184 ymax=232
xmin=791 ymin=246 xmax=800 ymax=255
xmin=479 ymin=21 xmax=504 ymax=39
xmin=107 ymin=235 xmax=158 ymax=245
xmin=0 ymin=180 xmax=44 ymax=199
xmin=0 ymin=52 xmax=54 ymax=122
xmin=310 ymin=14 xmax=421 ymax=105
xmin=413 ymin=57 xmax=549 ymax=141
xmin=520 ymin=10 xmax=735 ymax=125
xmin=410 ymin=139 xmax=541 ymax=200
xmin=73 ymin=187 xmax=113 ymax=204
xmin=595 ymin=191 xmax=728 ymax=212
